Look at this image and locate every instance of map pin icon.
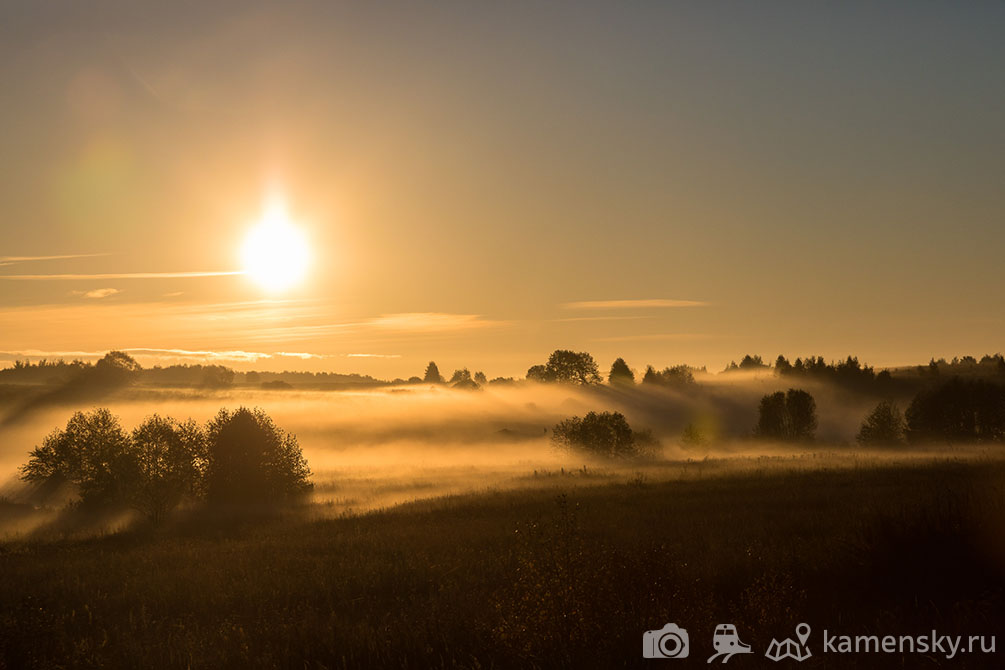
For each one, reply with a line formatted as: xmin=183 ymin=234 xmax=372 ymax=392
xmin=796 ymin=623 xmax=811 ymax=646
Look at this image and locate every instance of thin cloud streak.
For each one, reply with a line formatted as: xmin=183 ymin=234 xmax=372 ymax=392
xmin=553 ymin=315 xmax=655 ymax=323
xmin=0 ymin=271 xmax=244 ymax=280
xmin=71 ymin=288 xmax=121 ymax=299
xmin=592 ymin=333 xmax=714 ymax=343
xmin=0 ymin=348 xmax=331 ymax=364
xmin=0 ymin=253 xmax=110 ymax=265
xmin=367 ymin=312 xmax=504 ymax=332
xmin=562 ymin=299 xmax=708 ymax=309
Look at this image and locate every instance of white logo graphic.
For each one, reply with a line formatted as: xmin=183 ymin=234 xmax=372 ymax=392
xmin=765 ymin=623 xmax=812 ymax=662
xmin=643 ymin=623 xmax=690 ymax=659
xmin=707 ymin=623 xmax=754 ymax=663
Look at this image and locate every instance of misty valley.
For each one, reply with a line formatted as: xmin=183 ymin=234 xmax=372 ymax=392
xmin=0 ymin=350 xmax=1003 ymax=668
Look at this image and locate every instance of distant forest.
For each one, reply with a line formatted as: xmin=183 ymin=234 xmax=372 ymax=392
xmin=0 ymin=349 xmax=1003 ymax=395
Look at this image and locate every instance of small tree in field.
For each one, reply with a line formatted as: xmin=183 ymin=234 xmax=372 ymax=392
xmin=857 ymin=401 xmax=906 ymax=446
xmin=423 ymin=361 xmax=443 ymax=384
xmin=542 ymin=350 xmax=602 ymax=385
xmin=20 ymin=408 xmax=132 ymax=505
xmin=552 ymin=411 xmax=657 ymax=459
xmin=126 ymin=415 xmax=207 ymax=522
xmin=204 ymin=407 xmax=312 ymax=504
xmin=786 ymin=389 xmax=817 ymax=441
xmin=608 ymin=358 xmax=635 ymax=386
xmin=755 ymin=389 xmax=817 ymax=442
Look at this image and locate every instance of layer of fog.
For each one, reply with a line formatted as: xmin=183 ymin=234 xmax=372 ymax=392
xmin=0 ymin=378 xmax=995 ymax=538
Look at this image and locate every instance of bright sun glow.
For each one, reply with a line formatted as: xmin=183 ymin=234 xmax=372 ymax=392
xmin=242 ymin=199 xmax=310 ymax=292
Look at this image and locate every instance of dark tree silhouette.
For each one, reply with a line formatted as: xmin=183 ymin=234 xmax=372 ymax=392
xmin=201 ymin=365 xmax=235 ymax=388
xmin=474 ymin=371 xmax=487 ymax=385
xmin=126 ymin=415 xmax=206 ymax=522
xmin=552 ymin=411 xmax=657 ymax=459
xmin=755 ymin=389 xmax=817 ymax=442
xmin=906 ymin=378 xmax=1005 ymax=443
xmin=20 ymin=408 xmax=132 ymax=505
xmin=641 ymin=365 xmax=695 ymax=388
xmin=204 ymin=408 xmax=313 ymax=504
xmin=608 ymin=358 xmax=635 ymax=386
xmin=786 ymin=389 xmax=817 ymax=441
xmin=755 ymin=392 xmax=789 ymax=440
xmin=96 ymin=350 xmax=141 ymax=375
xmin=449 ymin=368 xmax=472 ymax=384
xmin=526 ymin=364 xmax=550 ymax=382
xmin=725 ymin=354 xmax=768 ymax=372
xmin=543 ymin=350 xmax=602 ymax=385
xmin=775 ymin=355 xmax=792 ymax=374
xmin=856 ymin=401 xmax=906 ymax=446
xmin=423 ymin=361 xmax=444 ymax=384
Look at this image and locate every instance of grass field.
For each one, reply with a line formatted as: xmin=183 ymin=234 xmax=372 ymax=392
xmin=1 ymin=455 xmax=1003 ymax=668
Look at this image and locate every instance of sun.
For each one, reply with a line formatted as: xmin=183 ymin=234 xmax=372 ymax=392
xmin=242 ymin=199 xmax=310 ymax=292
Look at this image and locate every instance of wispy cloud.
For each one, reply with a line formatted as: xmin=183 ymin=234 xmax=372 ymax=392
xmin=592 ymin=333 xmax=713 ymax=342
xmin=562 ymin=299 xmax=708 ymax=310
xmin=366 ymin=312 xmax=503 ymax=332
xmin=0 ymin=348 xmax=331 ymax=364
xmin=125 ymin=348 xmax=330 ymax=363
xmin=71 ymin=288 xmax=121 ymax=299
xmin=0 ymin=271 xmax=243 ymax=280
xmin=0 ymin=253 xmax=109 ymax=266
xmin=553 ymin=315 xmax=655 ymax=323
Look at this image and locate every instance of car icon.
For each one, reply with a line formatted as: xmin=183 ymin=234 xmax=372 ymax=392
xmin=707 ymin=624 xmax=753 ymax=663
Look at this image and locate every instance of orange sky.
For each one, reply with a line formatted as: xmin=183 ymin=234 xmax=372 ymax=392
xmin=1 ymin=3 xmax=1003 ymax=378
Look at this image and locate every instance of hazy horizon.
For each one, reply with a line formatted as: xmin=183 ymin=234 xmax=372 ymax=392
xmin=3 ymin=1 xmax=1004 ymax=378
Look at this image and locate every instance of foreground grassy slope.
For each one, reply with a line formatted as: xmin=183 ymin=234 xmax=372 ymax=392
xmin=1 ymin=460 xmax=1003 ymax=669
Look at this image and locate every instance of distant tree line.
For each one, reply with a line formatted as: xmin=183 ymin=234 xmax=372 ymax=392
xmin=748 ymin=377 xmax=1005 ymax=448
xmin=5 ymin=349 xmax=1005 ymax=405
xmin=19 ymin=407 xmax=312 ymax=522
xmin=0 ymin=352 xmax=385 ymax=391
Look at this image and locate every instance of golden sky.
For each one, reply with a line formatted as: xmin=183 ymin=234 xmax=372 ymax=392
xmin=1 ymin=3 xmax=1003 ymax=378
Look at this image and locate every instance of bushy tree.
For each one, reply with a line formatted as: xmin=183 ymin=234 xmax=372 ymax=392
xmin=423 ymin=361 xmax=444 ymax=384
xmin=474 ymin=371 xmax=487 ymax=385
xmin=786 ymin=389 xmax=817 ymax=441
xmin=755 ymin=389 xmax=817 ymax=442
xmin=126 ymin=415 xmax=207 ymax=522
xmin=204 ymin=407 xmax=312 ymax=504
xmin=22 ymin=407 xmax=313 ymax=520
xmin=640 ymin=365 xmax=695 ymax=388
xmin=526 ymin=364 xmax=550 ymax=382
xmin=450 ymin=368 xmax=472 ymax=384
xmin=552 ymin=411 xmax=657 ymax=459
xmin=906 ymin=378 xmax=1005 ymax=443
xmin=608 ymin=358 xmax=635 ymax=386
xmin=755 ymin=392 xmax=789 ymax=440
xmin=20 ymin=408 xmax=133 ymax=505
xmin=543 ymin=350 xmax=602 ymax=385
xmin=856 ymin=401 xmax=906 ymax=446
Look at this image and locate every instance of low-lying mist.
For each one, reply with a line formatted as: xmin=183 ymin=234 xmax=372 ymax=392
xmin=0 ymin=377 xmax=993 ymax=537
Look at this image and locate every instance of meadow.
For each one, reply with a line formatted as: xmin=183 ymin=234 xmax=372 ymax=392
xmin=1 ymin=381 xmax=1003 ymax=668
xmin=2 ymin=453 xmax=1003 ymax=668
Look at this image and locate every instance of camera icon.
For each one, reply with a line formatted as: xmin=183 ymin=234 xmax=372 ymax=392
xmin=643 ymin=623 xmax=689 ymax=658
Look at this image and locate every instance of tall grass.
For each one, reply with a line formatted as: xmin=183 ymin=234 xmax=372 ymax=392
xmin=1 ymin=460 xmax=1003 ymax=668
